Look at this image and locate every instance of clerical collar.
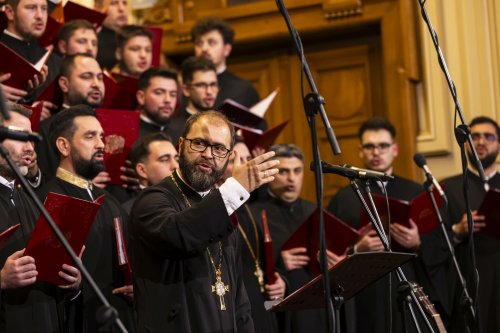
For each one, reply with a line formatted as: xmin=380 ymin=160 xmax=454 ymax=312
xmin=2 ymin=29 xmax=28 ymax=43
xmin=0 ymin=175 xmax=15 ymax=191
xmin=140 ymin=114 xmax=166 ymax=131
xmin=175 ymin=169 xmax=210 ymax=198
xmin=216 ymin=65 xmax=227 ymax=75
xmin=185 ymin=106 xmax=199 ymax=116
xmin=467 ymin=167 xmax=497 ymax=180
xmin=56 ymin=167 xmax=93 ymax=190
xmin=266 ymin=188 xmax=299 ymax=207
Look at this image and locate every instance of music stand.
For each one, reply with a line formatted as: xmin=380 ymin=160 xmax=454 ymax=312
xmin=266 ymin=252 xmax=414 ymax=315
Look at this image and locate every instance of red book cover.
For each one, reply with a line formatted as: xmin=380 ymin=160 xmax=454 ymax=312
xmin=359 ymin=189 xmax=442 ymax=251
xmin=111 ymin=72 xmax=139 ymax=91
xmin=218 ymin=99 xmax=265 ymax=129
xmin=477 ymin=187 xmax=500 ymax=239
xmin=63 ymin=1 xmax=107 ymax=28
xmin=261 ymin=209 xmax=276 ymax=284
xmin=0 ymin=43 xmax=50 ymax=90
xmin=38 ymin=16 xmax=63 ymax=47
xmin=24 ymin=103 xmax=44 ymax=132
xmin=145 ymin=26 xmax=162 ymax=67
xmin=95 ymin=108 xmax=140 ymax=185
xmin=234 ymin=120 xmax=289 ymax=151
xmin=24 ymin=192 xmax=104 ymax=285
xmin=281 ymin=208 xmax=360 ymax=276
xmin=101 ymin=72 xmax=137 ymax=110
xmin=113 ymin=217 xmax=132 ymax=285
xmin=36 ymin=78 xmax=64 ymax=111
xmin=0 ymin=224 xmax=20 ymax=251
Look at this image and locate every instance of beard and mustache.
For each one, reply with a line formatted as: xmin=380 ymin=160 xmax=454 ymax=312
xmin=72 ymin=149 xmax=105 ymax=180
xmin=467 ymin=148 xmax=499 ymax=170
xmin=179 ymin=143 xmax=229 ymax=192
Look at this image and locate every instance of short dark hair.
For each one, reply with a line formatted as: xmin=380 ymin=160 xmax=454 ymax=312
xmin=269 ymin=144 xmax=304 ymax=162
xmin=6 ymin=102 xmax=32 ymax=118
xmin=57 ymin=19 xmax=96 ymax=44
xmin=191 ymin=17 xmax=234 ymax=46
xmin=49 ymin=105 xmax=96 ymax=154
xmin=470 ymin=116 xmax=500 ymax=141
xmin=138 ymin=67 xmax=178 ymax=91
xmin=116 ymin=25 xmax=153 ymax=49
xmin=129 ymin=132 xmax=173 ymax=169
xmin=358 ymin=117 xmax=396 ymax=141
xmin=59 ymin=53 xmax=96 ymax=78
xmin=181 ymin=56 xmax=216 ymax=84
xmin=182 ymin=111 xmax=235 ymax=149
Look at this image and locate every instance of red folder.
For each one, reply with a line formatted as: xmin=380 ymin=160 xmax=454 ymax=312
xmin=218 ymin=99 xmax=265 ymax=129
xmin=95 ymin=108 xmax=140 ymax=185
xmin=63 ymin=1 xmax=107 ymax=28
xmin=281 ymin=209 xmax=360 ymax=276
xmin=234 ymin=120 xmax=289 ymax=150
xmin=24 ymin=103 xmax=44 ymax=132
xmin=477 ymin=187 xmax=500 ymax=239
xmin=25 ymin=192 xmax=104 ymax=285
xmin=0 ymin=42 xmax=52 ymax=90
xmin=261 ymin=210 xmax=276 ymax=284
xmin=38 ymin=16 xmax=63 ymax=47
xmin=113 ymin=217 xmax=132 ymax=285
xmin=101 ymin=72 xmax=138 ymax=110
xmin=145 ymin=26 xmax=163 ymax=67
xmin=36 ymin=78 xmax=64 ymax=111
xmin=0 ymin=224 xmax=20 ymax=251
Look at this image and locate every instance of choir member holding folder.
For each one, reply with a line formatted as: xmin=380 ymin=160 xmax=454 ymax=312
xmin=442 ymin=116 xmax=500 ymax=332
xmin=0 ymin=103 xmax=81 ymax=333
xmin=36 ymin=106 xmax=135 ymax=333
xmin=328 ymin=118 xmax=451 ymax=332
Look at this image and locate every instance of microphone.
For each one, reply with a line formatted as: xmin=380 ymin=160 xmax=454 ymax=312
xmin=413 ymin=153 xmax=445 ymax=198
xmin=311 ymin=161 xmax=394 ymax=181
xmin=0 ymin=125 xmax=42 ymax=142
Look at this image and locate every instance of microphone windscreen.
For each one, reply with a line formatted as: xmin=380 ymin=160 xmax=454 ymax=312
xmin=413 ymin=153 xmax=427 ymax=168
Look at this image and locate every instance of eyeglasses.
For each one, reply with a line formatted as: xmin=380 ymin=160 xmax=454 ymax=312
xmin=184 ymin=138 xmax=231 ymax=158
xmin=471 ymin=132 xmax=498 ymax=143
xmin=188 ymin=82 xmax=219 ymax=91
xmin=361 ymin=142 xmax=393 ymax=152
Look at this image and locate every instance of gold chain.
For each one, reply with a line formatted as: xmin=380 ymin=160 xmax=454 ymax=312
xmin=237 ymin=205 xmax=265 ymax=292
xmin=170 ymin=173 xmax=229 ymax=310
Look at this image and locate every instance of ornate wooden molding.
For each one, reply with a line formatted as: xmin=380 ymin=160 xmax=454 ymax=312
xmin=323 ymin=0 xmax=362 ymax=20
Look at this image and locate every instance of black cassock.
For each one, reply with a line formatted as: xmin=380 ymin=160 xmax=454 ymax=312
xmin=37 ymin=177 xmax=136 ymax=333
xmin=442 ymin=170 xmax=500 ymax=332
xmin=0 ymin=184 xmax=68 ymax=333
xmin=249 ymin=192 xmax=330 ymax=333
xmin=328 ymin=176 xmax=451 ymax=332
xmin=129 ymin=171 xmax=253 ymax=333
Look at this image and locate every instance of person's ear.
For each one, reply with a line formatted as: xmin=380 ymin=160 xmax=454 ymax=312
xmin=59 ymin=76 xmax=70 ymax=93
xmin=56 ymin=137 xmax=71 ymax=157
xmin=136 ymin=89 xmax=145 ymax=106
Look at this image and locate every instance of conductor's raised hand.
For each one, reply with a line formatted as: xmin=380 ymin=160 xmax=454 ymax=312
xmin=231 ymin=150 xmax=279 ymax=193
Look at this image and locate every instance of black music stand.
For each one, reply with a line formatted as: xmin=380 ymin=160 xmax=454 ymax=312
xmin=266 ymin=252 xmax=414 ymax=331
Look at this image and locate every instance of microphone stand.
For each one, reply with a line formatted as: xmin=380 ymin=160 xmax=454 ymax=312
xmin=0 ymin=143 xmax=128 ymax=330
xmin=417 ymin=2 xmax=482 ymax=330
xmin=275 ymin=0 xmax=341 ymax=331
xmin=421 ymin=173 xmax=475 ymax=329
xmin=349 ymin=179 xmax=434 ymax=333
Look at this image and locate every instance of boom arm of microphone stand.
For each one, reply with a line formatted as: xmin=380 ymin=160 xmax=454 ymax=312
xmin=0 ymin=144 xmax=128 ymax=333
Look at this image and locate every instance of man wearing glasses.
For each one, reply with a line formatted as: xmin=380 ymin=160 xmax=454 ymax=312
xmin=327 ymin=117 xmax=447 ymax=332
xmin=442 ymin=116 xmax=500 ymax=332
xmin=129 ymin=111 xmax=279 ymax=332
xmin=167 ymin=56 xmax=219 ymax=144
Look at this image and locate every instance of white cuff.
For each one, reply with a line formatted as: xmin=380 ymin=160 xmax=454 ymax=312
xmin=219 ymin=177 xmax=250 ymax=216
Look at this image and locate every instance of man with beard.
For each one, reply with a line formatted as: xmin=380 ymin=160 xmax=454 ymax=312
xmin=0 ymin=102 xmax=82 ymax=332
xmin=129 ymin=110 xmax=279 ymax=332
xmin=136 ymin=67 xmax=179 ymax=137
xmin=1 ymin=0 xmax=61 ymax=103
xmin=167 ymin=56 xmax=218 ymax=144
xmin=442 ymin=116 xmax=500 ymax=332
xmin=35 ymin=53 xmax=105 ymax=178
xmin=56 ymin=19 xmax=98 ymax=58
xmin=36 ymin=105 xmax=135 ymax=333
xmin=327 ymin=118 xmax=451 ymax=332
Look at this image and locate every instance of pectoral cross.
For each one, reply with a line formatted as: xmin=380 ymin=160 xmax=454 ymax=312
xmin=211 ymin=270 xmax=230 ymax=311
xmin=254 ymin=261 xmax=265 ymax=293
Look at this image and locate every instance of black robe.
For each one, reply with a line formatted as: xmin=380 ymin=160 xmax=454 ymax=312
xmin=97 ymin=27 xmax=118 ymax=71
xmin=234 ymin=204 xmax=279 ymax=333
xmin=0 ymin=32 xmax=61 ymax=103
xmin=37 ymin=177 xmax=136 ymax=333
xmin=442 ymin=171 xmax=500 ymax=332
xmin=164 ymin=108 xmax=190 ymax=145
xmin=35 ymin=115 xmax=58 ymax=179
xmin=328 ymin=176 xmax=451 ymax=332
xmin=0 ymin=183 xmax=67 ymax=332
xmin=129 ymin=171 xmax=253 ymax=332
xmin=249 ymin=192 xmax=328 ymax=333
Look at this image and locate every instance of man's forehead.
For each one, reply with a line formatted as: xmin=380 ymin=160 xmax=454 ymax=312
xmin=74 ymin=116 xmax=102 ymax=131
xmin=361 ymin=129 xmax=393 ymax=142
xmin=471 ymin=123 xmax=497 ymax=133
xmin=188 ymin=119 xmax=231 ymax=143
